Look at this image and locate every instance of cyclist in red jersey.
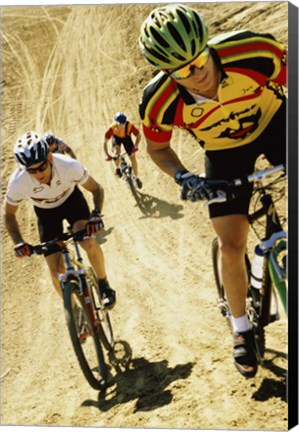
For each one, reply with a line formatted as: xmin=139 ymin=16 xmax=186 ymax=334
xmin=139 ymin=4 xmax=287 ymax=378
xmin=103 ymin=112 xmax=143 ymax=189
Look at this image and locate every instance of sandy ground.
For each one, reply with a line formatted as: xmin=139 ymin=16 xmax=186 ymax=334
xmin=1 ymin=3 xmax=288 ymax=430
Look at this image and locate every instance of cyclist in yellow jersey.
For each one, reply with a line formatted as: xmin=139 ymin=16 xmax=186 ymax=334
xmin=139 ymin=4 xmax=287 ymax=378
xmin=103 ymin=112 xmax=142 ymax=189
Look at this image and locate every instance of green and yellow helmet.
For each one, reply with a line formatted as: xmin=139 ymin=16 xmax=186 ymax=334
xmin=139 ymin=4 xmax=208 ymax=70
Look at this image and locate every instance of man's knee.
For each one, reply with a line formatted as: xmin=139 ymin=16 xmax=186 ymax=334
xmin=219 ymin=240 xmax=246 ymax=261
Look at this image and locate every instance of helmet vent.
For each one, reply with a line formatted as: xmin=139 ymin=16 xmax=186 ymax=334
xmin=148 ymin=46 xmax=170 ymax=64
xmin=190 ymin=39 xmax=196 ymax=57
xmin=177 ymin=8 xmax=191 ymax=34
xmin=194 ymin=13 xmax=204 ymax=41
xmin=167 ymin=22 xmax=186 ymax=51
xmin=152 ymin=28 xmax=170 ymax=48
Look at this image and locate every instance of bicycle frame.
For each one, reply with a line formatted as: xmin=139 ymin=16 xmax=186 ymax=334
xmin=248 ymin=183 xmax=287 ymax=324
xmin=58 ymin=238 xmax=100 ymax=333
xmin=207 ymin=164 xmax=287 ymax=323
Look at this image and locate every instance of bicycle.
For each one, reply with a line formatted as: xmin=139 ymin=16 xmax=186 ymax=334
xmin=32 ymin=228 xmax=115 ymax=390
xmin=205 ymin=164 xmax=287 ymax=363
xmin=106 ymin=151 xmax=141 ymax=192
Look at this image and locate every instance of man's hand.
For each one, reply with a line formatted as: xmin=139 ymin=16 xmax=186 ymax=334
xmin=175 ymin=170 xmax=214 ymax=202
xmin=14 ymin=242 xmax=33 ymax=258
xmin=175 ymin=170 xmax=236 ymax=203
xmin=85 ymin=211 xmax=104 ymax=236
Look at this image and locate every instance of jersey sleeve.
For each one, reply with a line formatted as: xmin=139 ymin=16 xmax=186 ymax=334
xmin=210 ymin=30 xmax=287 ymax=86
xmin=5 ymin=172 xmax=26 ymax=206
xmin=129 ymin=123 xmax=140 ymax=137
xmin=69 ymin=159 xmax=89 ymax=185
xmin=104 ymin=126 xmax=114 ymax=139
xmin=139 ymin=72 xmax=178 ymax=143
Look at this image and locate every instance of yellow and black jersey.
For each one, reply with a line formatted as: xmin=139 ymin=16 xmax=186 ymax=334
xmin=139 ymin=30 xmax=287 ymax=151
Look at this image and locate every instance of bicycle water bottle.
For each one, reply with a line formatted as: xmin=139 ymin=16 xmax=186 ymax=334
xmin=250 ymin=244 xmax=264 ymax=289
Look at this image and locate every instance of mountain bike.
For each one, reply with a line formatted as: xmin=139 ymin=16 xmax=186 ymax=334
xmin=106 ymin=151 xmax=141 ymax=192
xmin=206 ymin=164 xmax=287 ymax=362
xmin=32 ymin=229 xmax=115 ymax=390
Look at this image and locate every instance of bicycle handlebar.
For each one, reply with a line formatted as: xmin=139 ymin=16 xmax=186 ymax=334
xmin=205 ymin=164 xmax=285 ymax=206
xmin=32 ymin=229 xmax=87 ymax=255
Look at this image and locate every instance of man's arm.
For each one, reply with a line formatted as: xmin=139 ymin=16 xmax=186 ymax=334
xmin=81 ymin=175 xmax=104 ymax=213
xmin=134 ymin=132 xmax=141 ymax=148
xmin=62 ymin=143 xmax=77 ymax=159
xmin=4 ymin=202 xmax=24 ymax=244
xmin=103 ymin=136 xmax=110 ymax=157
xmin=146 ymin=138 xmax=187 ymax=177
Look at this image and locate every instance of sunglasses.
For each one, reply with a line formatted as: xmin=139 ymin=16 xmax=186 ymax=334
xmin=168 ymin=48 xmax=210 ymax=80
xmin=26 ymin=159 xmax=49 ymax=174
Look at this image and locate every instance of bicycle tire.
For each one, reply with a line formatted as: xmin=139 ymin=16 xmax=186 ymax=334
xmin=86 ymin=268 xmax=115 ymax=352
xmin=126 ymin=175 xmax=136 ymax=194
xmin=63 ymin=281 xmax=108 ymax=390
xmin=211 ymin=237 xmax=266 ymax=359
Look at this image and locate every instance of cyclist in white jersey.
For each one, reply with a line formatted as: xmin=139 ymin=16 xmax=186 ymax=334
xmin=4 ymin=131 xmax=115 ymax=308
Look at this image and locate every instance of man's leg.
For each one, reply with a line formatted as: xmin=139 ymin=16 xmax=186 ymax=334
xmin=211 ymin=214 xmax=249 ymax=318
xmin=73 ymin=220 xmax=116 ymax=308
xmin=211 ymin=214 xmax=257 ymax=378
xmin=129 ymin=153 xmax=138 ymax=177
xmin=112 ymin=141 xmax=122 ymax=177
xmin=45 ymin=252 xmax=66 ymax=297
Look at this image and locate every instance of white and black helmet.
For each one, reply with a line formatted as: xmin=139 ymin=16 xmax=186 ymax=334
xmin=14 ymin=131 xmax=49 ymax=168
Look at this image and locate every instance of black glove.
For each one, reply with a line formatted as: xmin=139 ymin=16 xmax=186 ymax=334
xmin=14 ymin=242 xmax=33 ymax=258
xmin=85 ymin=210 xmax=104 ymax=236
xmin=174 ymin=170 xmax=214 ymax=202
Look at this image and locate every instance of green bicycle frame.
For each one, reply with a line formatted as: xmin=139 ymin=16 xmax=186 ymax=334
xmin=268 ymin=239 xmax=287 ymax=315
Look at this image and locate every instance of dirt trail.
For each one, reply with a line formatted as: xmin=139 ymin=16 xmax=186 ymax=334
xmin=1 ymin=4 xmax=288 ymax=430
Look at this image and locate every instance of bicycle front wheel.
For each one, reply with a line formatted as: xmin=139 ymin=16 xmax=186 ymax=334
xmin=87 ymin=267 xmax=115 ymax=352
xmin=63 ymin=281 xmax=108 ymax=390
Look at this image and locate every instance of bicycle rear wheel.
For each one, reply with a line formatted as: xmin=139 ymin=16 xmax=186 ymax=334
xmin=63 ymin=281 xmax=108 ymax=390
xmin=211 ymin=237 xmax=265 ymax=359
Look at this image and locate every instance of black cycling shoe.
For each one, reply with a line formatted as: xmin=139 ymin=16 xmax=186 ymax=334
xmin=233 ymin=329 xmax=258 ymax=378
xmin=101 ymin=286 xmax=116 ymax=309
xmin=115 ymin=168 xmax=122 ymax=178
xmin=135 ymin=177 xmax=143 ymax=189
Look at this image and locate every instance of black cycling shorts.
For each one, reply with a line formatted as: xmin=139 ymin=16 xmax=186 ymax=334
xmin=34 ymin=186 xmax=90 ymax=256
xmin=112 ymin=135 xmax=135 ymax=155
xmin=205 ymin=100 xmax=286 ymax=219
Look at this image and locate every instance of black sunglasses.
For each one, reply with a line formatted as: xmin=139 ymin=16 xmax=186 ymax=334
xmin=26 ymin=159 xmax=49 ymax=174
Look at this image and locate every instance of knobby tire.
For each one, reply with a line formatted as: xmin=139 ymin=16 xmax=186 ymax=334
xmin=87 ymin=268 xmax=115 ymax=352
xmin=63 ymin=281 xmax=108 ymax=390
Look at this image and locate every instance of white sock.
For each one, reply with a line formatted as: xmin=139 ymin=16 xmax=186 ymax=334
xmin=230 ymin=314 xmax=250 ymax=333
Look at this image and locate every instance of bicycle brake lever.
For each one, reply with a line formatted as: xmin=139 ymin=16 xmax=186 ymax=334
xmin=204 ymin=190 xmax=228 ymax=206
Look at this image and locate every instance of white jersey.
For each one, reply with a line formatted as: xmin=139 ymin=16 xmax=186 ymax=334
xmin=6 ymin=154 xmax=89 ymax=209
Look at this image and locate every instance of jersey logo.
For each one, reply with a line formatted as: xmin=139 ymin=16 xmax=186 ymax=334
xmin=191 ymin=107 xmax=204 ymax=118
xmin=33 ymin=186 xmax=45 ymax=193
xmin=201 ymin=105 xmax=261 ymax=140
